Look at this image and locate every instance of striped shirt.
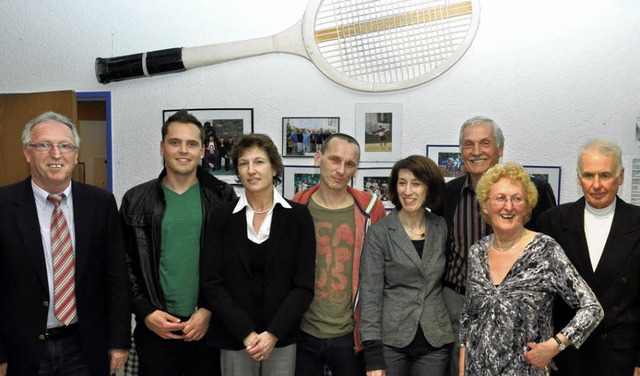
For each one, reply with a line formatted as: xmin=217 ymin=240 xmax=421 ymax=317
xmin=444 ymin=175 xmax=491 ymax=289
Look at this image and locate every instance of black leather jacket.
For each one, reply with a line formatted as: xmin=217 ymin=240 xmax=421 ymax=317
xmin=120 ymin=167 xmax=237 ymax=323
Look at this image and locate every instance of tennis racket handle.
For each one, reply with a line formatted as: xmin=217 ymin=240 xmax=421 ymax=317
xmin=95 ymin=48 xmax=185 ymax=83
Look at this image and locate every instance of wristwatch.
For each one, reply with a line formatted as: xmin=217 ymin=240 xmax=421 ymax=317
xmin=553 ymin=335 xmax=566 ymax=351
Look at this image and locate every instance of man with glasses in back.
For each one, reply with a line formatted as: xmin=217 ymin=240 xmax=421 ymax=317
xmin=0 ymin=111 xmax=130 ymax=375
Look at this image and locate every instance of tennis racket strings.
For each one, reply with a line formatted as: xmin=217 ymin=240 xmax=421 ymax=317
xmin=313 ymin=0 xmax=475 ymax=85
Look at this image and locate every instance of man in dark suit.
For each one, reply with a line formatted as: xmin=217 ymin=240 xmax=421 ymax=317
xmin=434 ymin=116 xmax=557 ymax=376
xmin=0 ymin=111 xmax=130 ymax=375
xmin=537 ymin=139 xmax=640 ymax=376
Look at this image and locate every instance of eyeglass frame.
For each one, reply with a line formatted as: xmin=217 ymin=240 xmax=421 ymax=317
xmin=27 ymin=142 xmax=79 ymax=154
xmin=487 ymin=194 xmax=527 ymax=207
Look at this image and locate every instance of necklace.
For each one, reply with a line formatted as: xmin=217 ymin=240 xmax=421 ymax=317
xmin=491 ymin=229 xmax=527 ymax=252
xmin=251 ymin=202 xmax=274 ymax=214
xmin=401 ymin=222 xmax=426 ymax=238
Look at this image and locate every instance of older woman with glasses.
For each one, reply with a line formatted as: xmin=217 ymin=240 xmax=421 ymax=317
xmin=458 ymin=162 xmax=603 ymax=376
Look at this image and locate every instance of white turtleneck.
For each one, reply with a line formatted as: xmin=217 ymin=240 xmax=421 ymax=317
xmin=584 ymin=200 xmax=616 ymax=271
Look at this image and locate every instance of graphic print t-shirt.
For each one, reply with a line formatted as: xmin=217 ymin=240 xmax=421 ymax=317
xmin=301 ymin=198 xmax=356 ymax=338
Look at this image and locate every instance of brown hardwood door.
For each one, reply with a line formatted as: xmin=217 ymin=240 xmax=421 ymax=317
xmin=0 ymin=90 xmax=77 ymax=186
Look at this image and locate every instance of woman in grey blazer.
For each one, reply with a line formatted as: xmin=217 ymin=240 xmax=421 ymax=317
xmin=359 ymin=155 xmax=454 ymax=376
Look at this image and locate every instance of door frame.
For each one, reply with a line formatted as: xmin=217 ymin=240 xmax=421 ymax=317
xmin=77 ymin=91 xmax=112 ymax=192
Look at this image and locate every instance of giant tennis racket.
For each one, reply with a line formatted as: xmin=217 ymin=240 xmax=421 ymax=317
xmin=96 ymin=0 xmax=480 ymax=92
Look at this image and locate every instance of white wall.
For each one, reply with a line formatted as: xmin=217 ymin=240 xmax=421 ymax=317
xmin=1 ymin=0 xmax=639 ymax=204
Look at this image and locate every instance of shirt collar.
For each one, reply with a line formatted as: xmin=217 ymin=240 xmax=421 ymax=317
xmin=31 ymin=180 xmax=73 ymax=210
xmin=233 ymin=186 xmax=291 ymax=214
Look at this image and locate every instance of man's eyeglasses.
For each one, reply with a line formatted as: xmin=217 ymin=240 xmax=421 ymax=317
xmin=488 ymin=194 xmax=526 ymax=207
xmin=28 ymin=142 xmax=78 ymax=154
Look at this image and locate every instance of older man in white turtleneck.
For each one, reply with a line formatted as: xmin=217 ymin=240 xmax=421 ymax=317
xmin=537 ymin=138 xmax=640 ymax=376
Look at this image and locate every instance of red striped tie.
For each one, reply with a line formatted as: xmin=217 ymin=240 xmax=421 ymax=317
xmin=48 ymin=194 xmax=77 ymax=326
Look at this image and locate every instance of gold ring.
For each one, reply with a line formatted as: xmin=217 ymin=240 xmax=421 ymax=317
xmin=260 ymin=356 xmax=265 ymax=361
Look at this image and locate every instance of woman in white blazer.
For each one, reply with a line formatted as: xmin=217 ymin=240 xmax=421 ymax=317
xmin=359 ymin=155 xmax=454 ymax=376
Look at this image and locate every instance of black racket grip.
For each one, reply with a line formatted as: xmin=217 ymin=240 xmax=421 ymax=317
xmin=95 ymin=47 xmax=186 ymax=84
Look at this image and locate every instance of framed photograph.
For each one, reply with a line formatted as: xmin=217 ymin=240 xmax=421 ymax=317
xmin=355 ymin=103 xmax=402 ymax=161
xmin=426 ymin=144 xmax=464 ymax=181
xmin=282 ymin=165 xmax=323 ymax=199
xmin=283 ymin=117 xmax=340 ymax=157
xmin=73 ymin=162 xmax=86 ymax=183
xmin=354 ymin=167 xmax=395 ymax=211
xmin=523 ymin=165 xmax=562 ymax=204
xmin=162 ymin=108 xmax=254 ymax=177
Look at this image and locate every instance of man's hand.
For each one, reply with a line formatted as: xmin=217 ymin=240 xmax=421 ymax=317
xmin=633 ymin=367 xmax=640 ymax=376
xmin=109 ymin=348 xmax=128 ymax=375
xmin=245 ymin=331 xmax=277 ymax=361
xmin=144 ymin=310 xmax=186 ymax=339
xmin=524 ymin=340 xmax=559 ymax=369
xmin=366 ymin=370 xmax=385 ymax=376
xmin=0 ymin=362 xmax=7 ymax=376
xmin=182 ymin=308 xmax=211 ymax=342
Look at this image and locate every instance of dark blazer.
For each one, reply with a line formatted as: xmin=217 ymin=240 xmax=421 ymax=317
xmin=202 ymin=199 xmax=316 ymax=350
xmin=0 ymin=178 xmax=131 ymax=375
xmin=537 ymin=197 xmax=640 ymax=375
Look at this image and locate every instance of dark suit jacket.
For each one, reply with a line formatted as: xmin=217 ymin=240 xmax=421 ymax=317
xmin=435 ymin=174 xmax=557 ymax=272
xmin=537 ymin=196 xmax=640 ymax=375
xmin=0 ymin=178 xmax=131 ymax=375
xmin=202 ymin=199 xmax=315 ymax=350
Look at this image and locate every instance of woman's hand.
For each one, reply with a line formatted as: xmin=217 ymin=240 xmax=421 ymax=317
xmin=366 ymin=370 xmax=385 ymax=376
xmin=245 ymin=331 xmax=278 ymax=361
xmin=524 ymin=339 xmax=559 ymax=369
xmin=459 ymin=346 xmax=466 ymax=376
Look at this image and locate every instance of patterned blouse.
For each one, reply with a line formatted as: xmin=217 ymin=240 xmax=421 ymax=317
xmin=459 ymin=233 xmax=603 ymax=375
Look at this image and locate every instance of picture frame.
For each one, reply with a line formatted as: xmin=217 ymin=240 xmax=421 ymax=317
xmin=426 ymin=144 xmax=464 ymax=181
xmin=73 ymin=162 xmax=86 ymax=183
xmin=355 ymin=103 xmax=402 ymax=162
xmin=162 ymin=108 xmax=254 ymax=177
xmin=353 ymin=167 xmax=395 ymax=211
xmin=282 ymin=117 xmax=340 ymax=157
xmin=523 ymin=165 xmax=562 ymax=204
xmin=282 ymin=165 xmax=323 ymax=200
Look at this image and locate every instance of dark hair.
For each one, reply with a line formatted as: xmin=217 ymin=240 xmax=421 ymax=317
xmin=231 ymin=134 xmax=283 ymax=186
xmin=388 ymin=155 xmax=445 ymax=211
xmin=162 ymin=109 xmax=205 ymax=143
xmin=320 ymin=133 xmax=361 ymax=163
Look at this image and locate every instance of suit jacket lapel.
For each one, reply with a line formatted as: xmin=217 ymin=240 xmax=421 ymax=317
xmin=71 ymin=182 xmax=91 ymax=285
xmin=230 ymin=209 xmax=252 ymax=276
xmin=562 ymin=199 xmax=596 ymax=283
xmin=265 ymin=205 xmax=288 ymax=272
xmin=420 ymin=213 xmax=443 ymax=272
xmin=388 ymin=211 xmax=423 ymax=270
xmin=13 ymin=179 xmax=49 ymax=289
xmin=592 ymin=198 xmax=637 ymax=293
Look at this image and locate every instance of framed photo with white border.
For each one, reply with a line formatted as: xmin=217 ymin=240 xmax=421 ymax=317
xmin=426 ymin=144 xmax=464 ymax=181
xmin=353 ymin=167 xmax=395 ymax=211
xmin=523 ymin=165 xmax=562 ymax=204
xmin=282 ymin=165 xmax=322 ymax=200
xmin=282 ymin=117 xmax=339 ymax=157
xmin=162 ymin=108 xmax=254 ymax=178
xmin=355 ymin=103 xmax=402 ymax=162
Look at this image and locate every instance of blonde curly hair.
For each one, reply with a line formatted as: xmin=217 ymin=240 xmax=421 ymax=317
xmin=476 ymin=162 xmax=538 ymax=224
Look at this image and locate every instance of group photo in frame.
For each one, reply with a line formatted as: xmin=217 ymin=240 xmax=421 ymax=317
xmin=353 ymin=167 xmax=395 ymax=211
xmin=162 ymin=108 xmax=254 ymax=178
xmin=355 ymin=103 xmax=402 ymax=162
xmin=523 ymin=165 xmax=562 ymax=204
xmin=282 ymin=117 xmax=339 ymax=157
xmin=426 ymin=144 xmax=464 ymax=181
xmin=282 ymin=165 xmax=323 ymax=200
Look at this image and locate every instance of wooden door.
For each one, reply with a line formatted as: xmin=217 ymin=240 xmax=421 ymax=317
xmin=0 ymin=91 xmax=77 ymax=186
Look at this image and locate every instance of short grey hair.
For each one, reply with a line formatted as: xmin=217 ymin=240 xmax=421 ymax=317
xmin=458 ymin=116 xmax=504 ymax=149
xmin=577 ymin=138 xmax=623 ymax=177
xmin=21 ymin=111 xmax=81 ymax=148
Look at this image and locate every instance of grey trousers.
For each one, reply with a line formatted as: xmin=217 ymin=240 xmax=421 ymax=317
xmin=221 ymin=344 xmax=296 ymax=376
xmin=443 ymin=287 xmax=465 ymax=376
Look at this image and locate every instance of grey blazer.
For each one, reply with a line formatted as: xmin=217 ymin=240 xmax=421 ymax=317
xmin=359 ymin=209 xmax=454 ymax=348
